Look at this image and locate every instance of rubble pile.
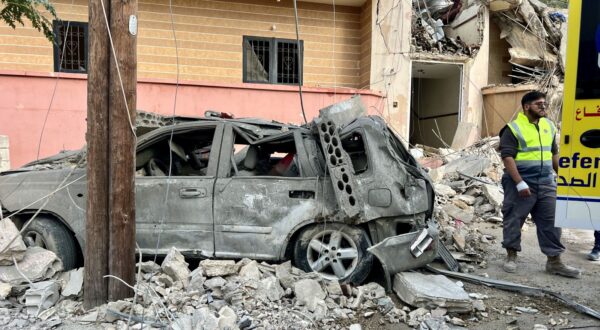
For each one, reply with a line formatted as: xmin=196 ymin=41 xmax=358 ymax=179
xmin=486 ymin=0 xmax=568 ymax=122
xmin=413 ymin=137 xmax=504 ymax=266
xmin=411 ymin=0 xmax=478 ymax=56
xmin=0 ymin=225 xmax=490 ymax=330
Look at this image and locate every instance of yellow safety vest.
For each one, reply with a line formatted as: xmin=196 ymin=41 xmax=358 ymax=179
xmin=507 ymin=112 xmax=556 ymax=183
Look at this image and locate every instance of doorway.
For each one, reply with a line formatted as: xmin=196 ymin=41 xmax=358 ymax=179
xmin=410 ymin=61 xmax=463 ymax=148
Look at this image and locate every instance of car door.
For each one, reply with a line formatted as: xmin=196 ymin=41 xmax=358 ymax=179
xmin=135 ymin=123 xmax=223 ymax=257
xmin=212 ymin=124 xmax=330 ymax=260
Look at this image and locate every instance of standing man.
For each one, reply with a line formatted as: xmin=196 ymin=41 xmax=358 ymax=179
xmin=499 ymin=91 xmax=582 ymax=278
xmin=588 ymin=231 xmax=600 ymax=261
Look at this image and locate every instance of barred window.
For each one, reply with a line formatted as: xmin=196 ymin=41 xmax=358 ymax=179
xmin=53 ymin=21 xmax=88 ymax=73
xmin=243 ymin=36 xmax=303 ymax=85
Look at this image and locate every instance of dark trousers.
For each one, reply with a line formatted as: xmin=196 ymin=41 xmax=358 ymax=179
xmin=501 ymin=175 xmax=565 ymax=256
xmin=594 ymin=231 xmax=600 ymax=252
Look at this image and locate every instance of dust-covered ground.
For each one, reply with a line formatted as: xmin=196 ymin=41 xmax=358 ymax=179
xmin=339 ymin=222 xmax=600 ymax=330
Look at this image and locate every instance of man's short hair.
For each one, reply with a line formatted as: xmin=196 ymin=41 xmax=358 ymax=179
xmin=521 ymin=91 xmax=546 ymax=108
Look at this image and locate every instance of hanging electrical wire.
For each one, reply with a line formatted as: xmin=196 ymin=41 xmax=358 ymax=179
xmin=292 ymin=0 xmax=308 ymax=125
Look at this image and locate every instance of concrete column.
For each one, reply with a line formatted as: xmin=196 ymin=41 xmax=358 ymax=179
xmin=0 ymin=135 xmax=9 ymax=171
xmin=368 ymin=0 xmax=413 ymax=145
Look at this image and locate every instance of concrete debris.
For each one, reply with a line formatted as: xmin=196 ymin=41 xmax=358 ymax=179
xmin=257 ymin=276 xmax=284 ymax=302
xmin=411 ymin=137 xmax=504 ymax=263
xmin=0 ymin=218 xmax=27 ymax=266
xmin=24 ymin=281 xmax=59 ymax=315
xmin=411 ymin=0 xmax=478 ymax=56
xmin=393 ymin=272 xmax=472 ymax=312
xmin=59 ymin=267 xmax=83 ymax=297
xmin=514 ymin=306 xmax=539 ymax=314
xmin=481 ymin=184 xmax=504 ymax=207
xmin=161 ymin=247 xmax=190 ymax=287
xmin=294 ymin=278 xmax=326 ymax=312
xmin=137 ymin=260 xmax=161 ymax=273
xmin=200 ymin=259 xmax=239 ymax=277
xmin=239 ymin=260 xmax=261 ymax=281
xmin=188 ymin=266 xmax=205 ymax=292
xmin=0 ymin=247 xmax=62 ymax=285
xmin=0 ymin=282 xmax=11 ymax=300
xmin=217 ymin=305 xmax=238 ymax=330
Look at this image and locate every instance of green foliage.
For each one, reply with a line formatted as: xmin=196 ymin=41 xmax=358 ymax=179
xmin=0 ymin=0 xmax=57 ymax=41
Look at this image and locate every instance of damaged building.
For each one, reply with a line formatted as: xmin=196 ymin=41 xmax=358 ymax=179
xmin=0 ymin=0 xmax=569 ymax=168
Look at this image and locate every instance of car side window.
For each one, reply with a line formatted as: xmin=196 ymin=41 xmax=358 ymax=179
xmin=229 ymin=134 xmax=300 ymax=177
xmin=341 ymin=130 xmax=369 ymax=175
xmin=136 ymin=127 xmax=216 ymax=177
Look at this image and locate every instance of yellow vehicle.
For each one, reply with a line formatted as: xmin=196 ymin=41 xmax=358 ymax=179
xmin=555 ymin=0 xmax=600 ymax=230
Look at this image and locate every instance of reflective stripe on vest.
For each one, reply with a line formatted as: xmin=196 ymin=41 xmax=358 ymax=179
xmin=507 ymin=112 xmax=555 ymax=181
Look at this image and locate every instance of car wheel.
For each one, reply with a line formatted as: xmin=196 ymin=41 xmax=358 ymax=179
xmin=293 ymin=223 xmax=373 ymax=284
xmin=21 ymin=216 xmax=78 ymax=270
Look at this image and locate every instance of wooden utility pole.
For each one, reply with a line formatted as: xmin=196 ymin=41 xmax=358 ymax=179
xmin=85 ymin=0 xmax=137 ymax=307
xmin=107 ymin=0 xmax=137 ymax=301
xmin=84 ymin=0 xmax=110 ymax=308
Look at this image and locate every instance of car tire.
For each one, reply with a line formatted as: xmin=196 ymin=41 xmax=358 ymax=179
xmin=21 ymin=216 xmax=78 ymax=270
xmin=293 ymin=223 xmax=373 ymax=284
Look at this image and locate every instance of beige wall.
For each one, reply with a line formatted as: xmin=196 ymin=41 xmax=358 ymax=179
xmin=0 ymin=0 xmax=366 ymax=88
xmin=368 ymin=0 xmax=412 ymax=143
xmin=359 ymin=0 xmax=371 ymax=89
xmin=488 ymin=20 xmax=511 ymax=85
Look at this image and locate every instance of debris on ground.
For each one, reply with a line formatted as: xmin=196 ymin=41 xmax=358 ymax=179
xmin=393 ymin=272 xmax=473 ymax=313
xmin=0 ymin=246 xmax=63 ymax=285
xmin=413 ymin=136 xmax=503 ymax=268
xmin=0 ymin=243 xmax=527 ymax=329
xmin=0 ymin=218 xmax=27 ymax=265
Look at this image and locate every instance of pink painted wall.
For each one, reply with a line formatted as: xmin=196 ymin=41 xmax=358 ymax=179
xmin=0 ymin=71 xmax=384 ymax=168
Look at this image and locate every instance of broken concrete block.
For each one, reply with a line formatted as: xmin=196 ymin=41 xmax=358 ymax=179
xmin=428 ymin=166 xmax=446 ymax=183
xmin=445 ymin=155 xmax=491 ymax=178
xmin=358 ymin=282 xmax=386 ymax=300
xmin=188 ymin=267 xmax=205 ymax=292
xmin=104 ymin=300 xmax=131 ymax=322
xmin=200 ymin=260 xmax=239 ymax=277
xmin=257 ymin=276 xmax=284 ymax=302
xmin=455 ymin=194 xmax=476 ymax=205
xmin=453 ymin=231 xmax=467 ymax=252
xmin=0 ymin=247 xmax=63 ymax=285
xmin=434 ymin=184 xmax=456 ymax=197
xmin=325 ymin=280 xmax=343 ymax=296
xmin=60 ymin=267 xmax=83 ymax=297
xmin=0 ymin=282 xmax=11 ymax=299
xmin=217 ymin=306 xmax=237 ymax=330
xmin=137 ymin=261 xmax=160 ymax=274
xmin=393 ymin=272 xmax=472 ymax=312
xmin=239 ymin=260 xmax=261 ymax=281
xmin=482 ymin=184 xmax=504 ymax=207
xmin=204 ymin=276 xmax=226 ymax=290
xmin=473 ymin=299 xmax=486 ymax=312
xmin=294 ymin=279 xmax=326 ymax=312
xmin=443 ymin=204 xmax=474 ymax=223
xmin=275 ymin=261 xmax=295 ymax=289
xmin=24 ymin=281 xmax=60 ymax=315
xmin=0 ymin=218 xmax=27 ymax=266
xmin=161 ymin=247 xmax=190 ymax=287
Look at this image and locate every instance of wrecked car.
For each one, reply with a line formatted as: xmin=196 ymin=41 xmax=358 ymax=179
xmin=0 ymin=97 xmax=437 ymax=284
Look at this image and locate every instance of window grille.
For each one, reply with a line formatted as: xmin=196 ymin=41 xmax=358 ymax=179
xmin=243 ymin=36 xmax=303 ymax=85
xmin=53 ymin=21 xmax=88 ymax=73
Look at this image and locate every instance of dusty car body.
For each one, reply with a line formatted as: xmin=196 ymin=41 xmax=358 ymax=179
xmin=0 ymin=97 xmax=437 ymax=283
